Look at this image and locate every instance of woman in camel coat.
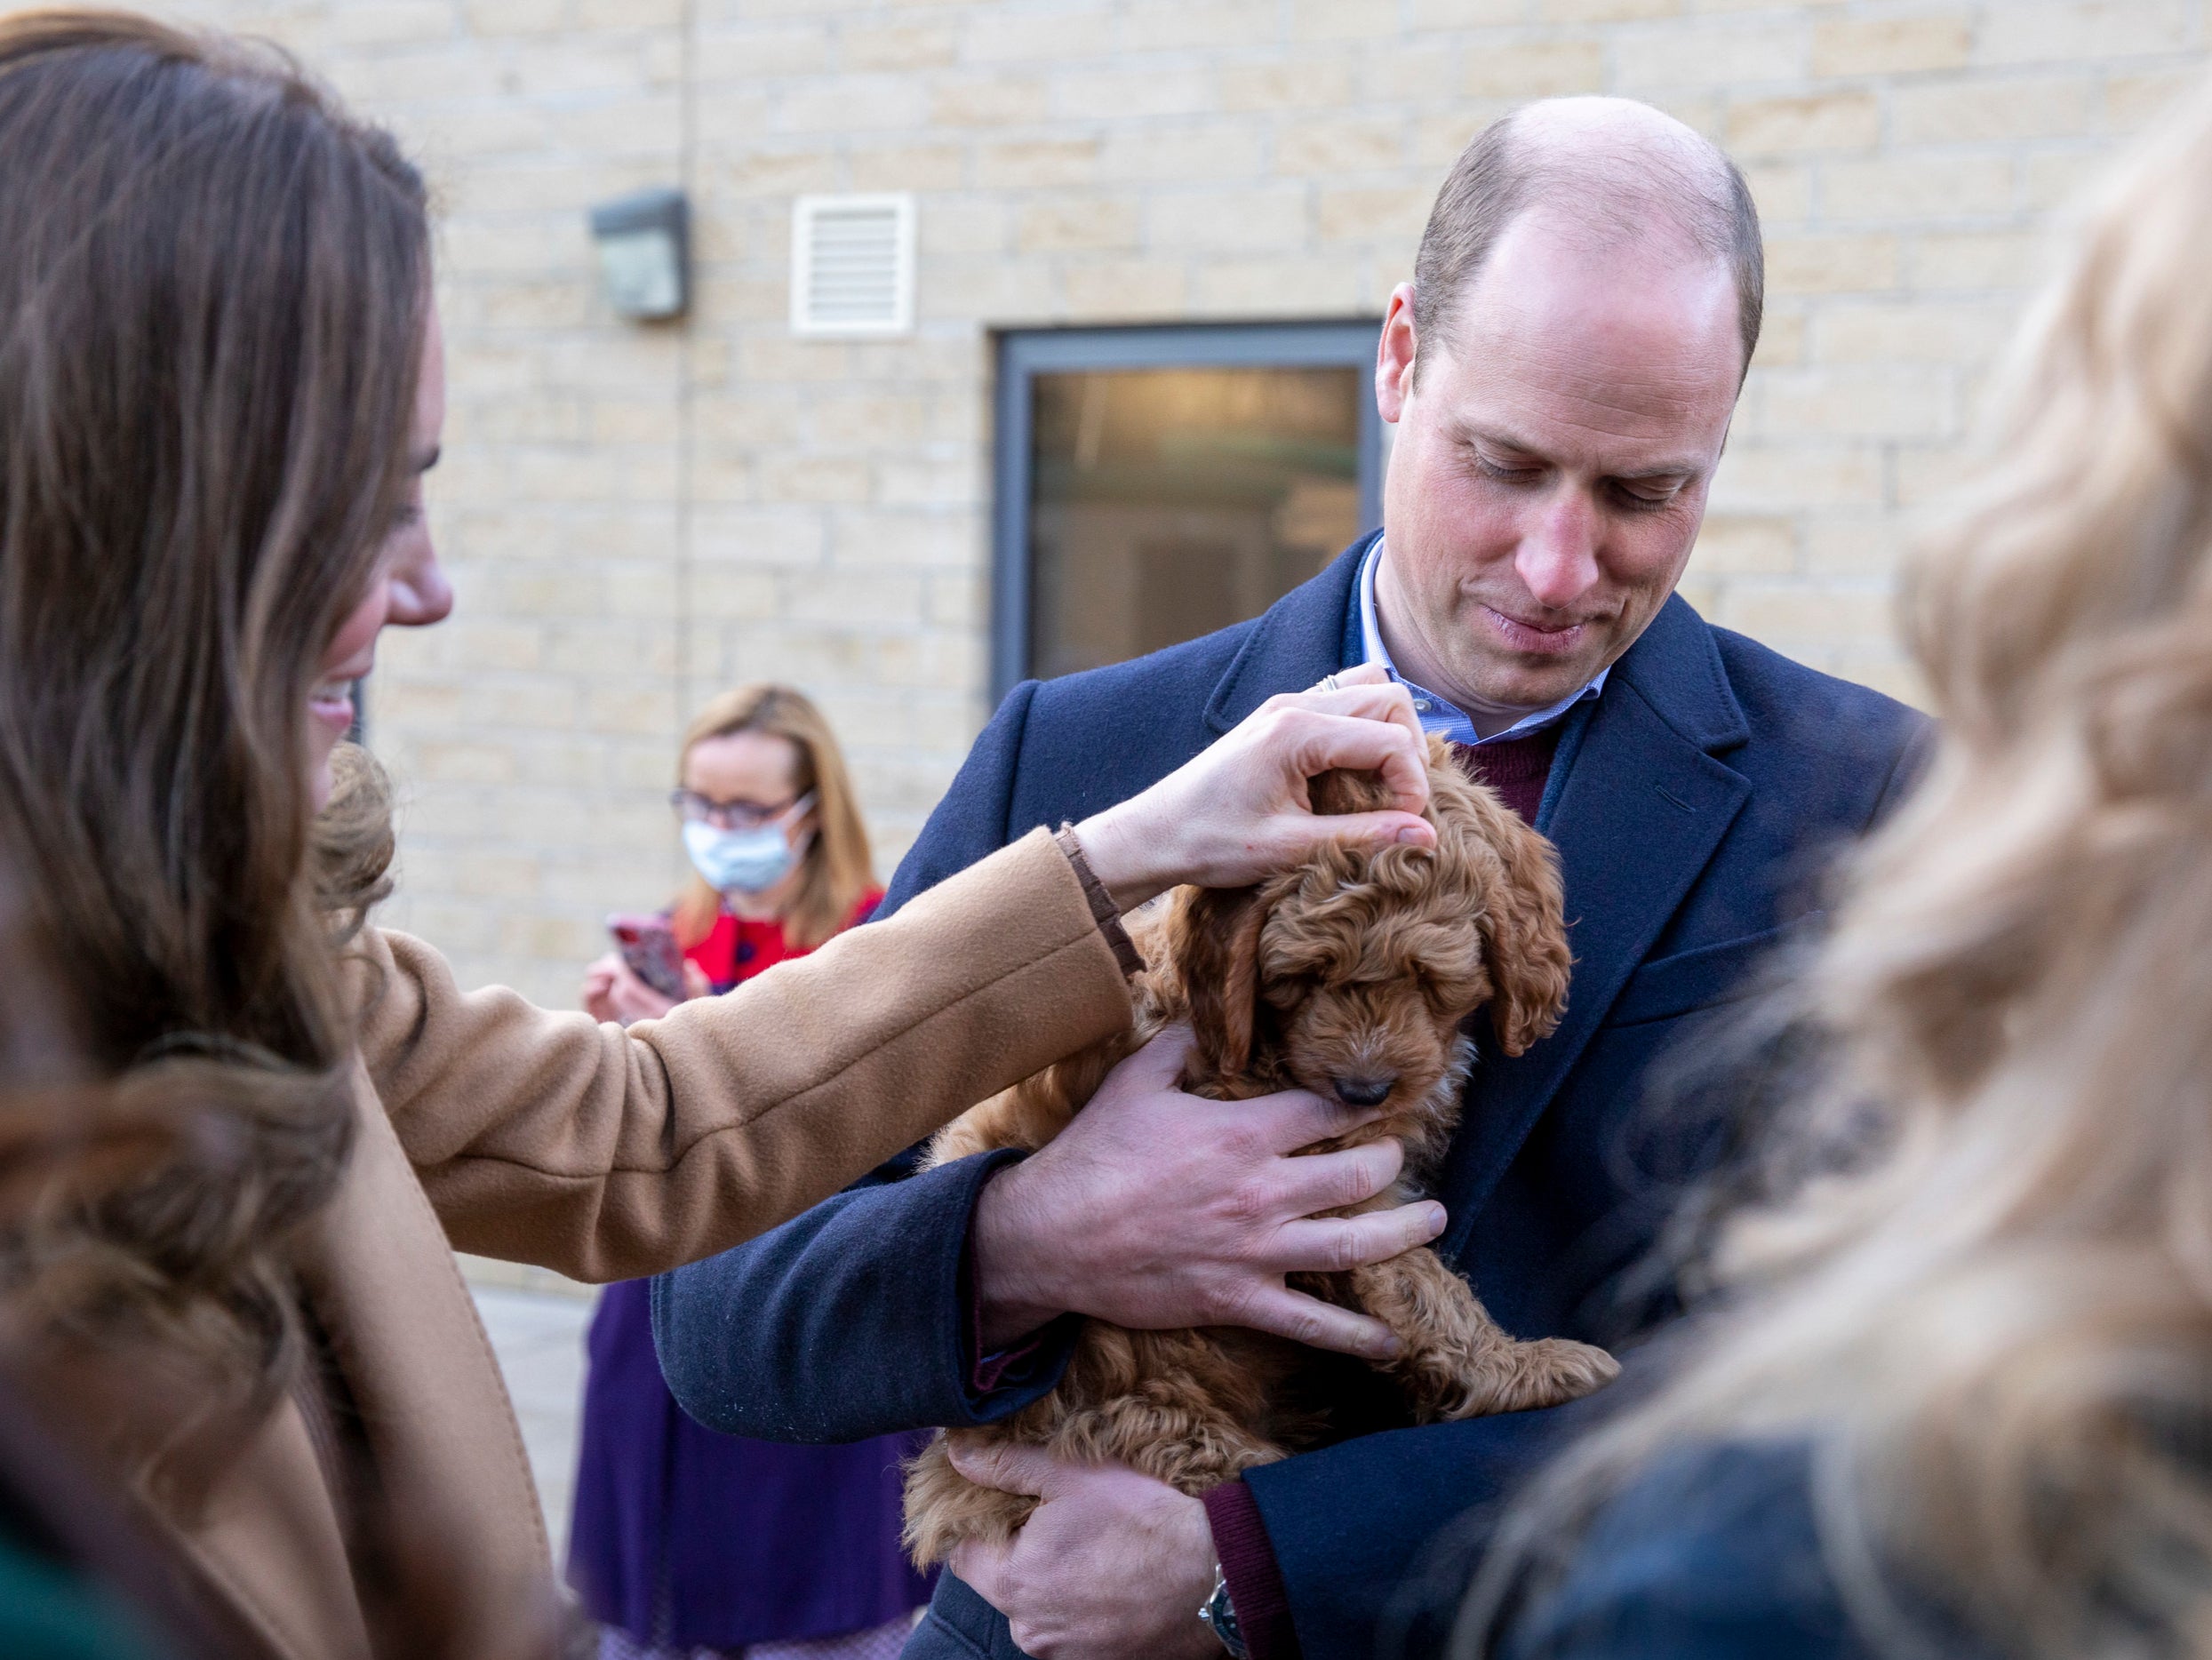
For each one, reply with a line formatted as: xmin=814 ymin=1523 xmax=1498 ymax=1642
xmin=0 ymin=14 xmax=1443 ymax=1659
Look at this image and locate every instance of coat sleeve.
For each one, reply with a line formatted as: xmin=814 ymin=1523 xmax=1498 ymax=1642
xmin=647 ymin=682 xmax=1087 ymax=1440
xmin=651 ymin=1148 xmax=1080 ymax=1442
xmin=351 ymin=826 xmax=1131 ymax=1282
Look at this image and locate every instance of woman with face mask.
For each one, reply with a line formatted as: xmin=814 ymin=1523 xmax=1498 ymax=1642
xmin=574 ymin=686 xmax=922 ymax=1660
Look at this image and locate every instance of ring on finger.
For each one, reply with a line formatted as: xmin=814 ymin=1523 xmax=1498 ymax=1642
xmin=1312 ymin=672 xmax=1342 ymax=693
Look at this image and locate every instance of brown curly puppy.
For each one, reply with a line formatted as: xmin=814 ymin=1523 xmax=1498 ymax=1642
xmin=902 ymin=736 xmax=1621 ymax=1566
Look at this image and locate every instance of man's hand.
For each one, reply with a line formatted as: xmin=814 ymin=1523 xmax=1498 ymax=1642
xmin=948 ymin=1440 xmax=1218 ymax=1660
xmin=972 ymin=1026 xmax=1449 ymax=1355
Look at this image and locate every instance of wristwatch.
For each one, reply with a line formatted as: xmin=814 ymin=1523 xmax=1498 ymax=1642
xmin=1200 ymin=1564 xmax=1250 ymax=1659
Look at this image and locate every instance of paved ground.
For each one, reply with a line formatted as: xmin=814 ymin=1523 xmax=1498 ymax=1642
xmin=468 ymin=1281 xmax=595 ymax=1560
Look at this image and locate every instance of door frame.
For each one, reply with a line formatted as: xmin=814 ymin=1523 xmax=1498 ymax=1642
xmin=989 ymin=319 xmax=1385 ymax=704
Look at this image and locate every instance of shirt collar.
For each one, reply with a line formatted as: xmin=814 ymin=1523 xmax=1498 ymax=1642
xmin=1357 ymin=538 xmax=1608 ymax=748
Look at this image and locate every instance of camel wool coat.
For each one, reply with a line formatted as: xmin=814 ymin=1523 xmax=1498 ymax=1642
xmin=154 ymin=828 xmax=1134 ymax=1660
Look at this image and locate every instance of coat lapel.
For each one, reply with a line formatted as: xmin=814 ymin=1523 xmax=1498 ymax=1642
xmin=1202 ymin=532 xmax=1377 ymax=733
xmin=1437 ymin=595 xmax=1752 ymax=1262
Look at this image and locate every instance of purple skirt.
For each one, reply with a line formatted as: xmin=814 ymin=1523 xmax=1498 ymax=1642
xmin=565 ymin=1280 xmax=934 ymax=1648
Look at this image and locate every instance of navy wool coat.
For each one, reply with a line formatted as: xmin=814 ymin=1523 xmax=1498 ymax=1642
xmin=652 ymin=536 xmax=1927 ymax=1659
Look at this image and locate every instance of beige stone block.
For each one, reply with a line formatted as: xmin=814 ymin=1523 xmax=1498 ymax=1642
xmin=1908 ymin=229 xmax=2051 ymax=291
xmin=1351 ymin=39 xmax=1462 ymax=104
xmin=1120 ymin=0 xmax=1279 ymax=52
xmin=1100 ymin=123 xmax=1267 ymax=183
xmin=1715 ymin=582 xmax=1894 ymax=644
xmin=783 ymin=571 xmax=931 ymax=628
xmin=1750 ymin=308 xmax=1808 ymax=369
xmin=755 ymin=453 xmax=874 ymax=506
xmin=1149 ymin=185 xmax=1309 ymax=251
xmin=1708 ymin=442 xmax=1884 ymax=508
xmin=1290 ymin=0 xmax=1403 ymax=40
xmin=2108 ymin=66 xmax=2207 ymax=132
xmin=1763 ymin=232 xmax=1899 ymax=294
xmin=328 ymin=0 xmax=454 ymax=48
xmin=691 ymin=565 xmax=782 ymax=618
xmin=975 ymin=138 xmax=1102 ymax=188
xmin=918 ymin=254 xmax=1058 ymax=323
xmin=1689 ymin=515 xmax=1795 ymax=575
xmin=1464 ymin=38 xmax=1607 ymax=100
xmin=961 ymin=7 xmax=1115 ymax=64
xmin=1062 ymin=258 xmax=1193 ymax=317
xmin=1018 ymin=196 xmax=1143 ymax=253
xmin=804 ymin=393 xmax=942 ymax=447
xmin=849 ymin=142 xmax=968 ymax=191
xmin=1192 ymin=256 xmax=1362 ymax=313
xmin=1742 ymin=162 xmax=1813 ymax=225
xmin=830 ymin=511 xmax=974 ymax=570
xmin=843 ymin=15 xmax=962 ymax=70
xmin=1976 ymin=0 xmax=2191 ymax=67
xmin=2023 ymin=148 xmax=2109 ymax=210
xmin=1802 ymin=515 xmax=1905 ymax=577
xmin=1406 ymin=0 xmax=1526 ymax=24
xmin=1812 ymin=300 xmax=2011 ymax=365
xmin=461 ymin=0 xmax=563 ymax=39
xmin=775 ymin=75 xmax=931 ymax=132
xmin=1276 ymin=116 xmax=1408 ymax=176
xmin=878 ymin=454 xmax=983 ymax=508
xmin=1615 ymin=17 xmax=1808 ymax=89
xmin=919 ymin=196 xmax=1010 ymax=256
xmin=1541 ymin=0 xmax=1679 ymax=19
xmin=690 ymin=504 xmax=831 ymax=570
xmin=1727 ymin=91 xmax=1878 ymax=156
xmin=1219 ymin=59 xmax=1354 ymax=112
xmin=1893 ymin=76 xmax=2095 ymax=144
xmin=1316 ymin=185 xmax=1429 ymax=243
xmin=417 ymin=741 xmax=522 ymax=786
xmin=1810 ymin=13 xmax=1972 ymax=77
xmin=1052 ymin=65 xmax=1216 ymax=122
xmin=930 ymin=73 xmax=1049 ymax=127
xmin=694 ymin=24 xmax=834 ymax=80
xmin=1757 ymin=365 xmax=1955 ymax=440
xmin=1820 ymin=153 xmax=2016 ymax=221
xmin=1893 ymin=441 xmax=1971 ymax=507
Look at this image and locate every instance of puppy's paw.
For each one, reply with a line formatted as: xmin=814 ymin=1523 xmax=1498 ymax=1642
xmin=1432 ymin=1337 xmax=1619 ymax=1419
xmin=901 ymin=1433 xmax=1039 ymax=1568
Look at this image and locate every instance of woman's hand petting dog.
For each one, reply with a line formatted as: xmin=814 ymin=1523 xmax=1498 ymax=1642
xmin=1071 ymin=665 xmax=1436 ymax=911
xmin=946 ymin=1441 xmax=1219 ymax=1660
xmin=970 ymin=1026 xmax=1449 ymax=1358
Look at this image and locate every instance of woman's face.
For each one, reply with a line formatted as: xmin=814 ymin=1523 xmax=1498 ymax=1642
xmin=308 ymin=302 xmax=453 ymax=810
xmin=683 ymin=731 xmax=818 ymax=848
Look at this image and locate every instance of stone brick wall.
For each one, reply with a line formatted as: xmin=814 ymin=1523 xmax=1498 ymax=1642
xmin=168 ymin=0 xmax=2208 ymax=1004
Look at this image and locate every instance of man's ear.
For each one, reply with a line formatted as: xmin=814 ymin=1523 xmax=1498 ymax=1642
xmin=1166 ymin=886 xmax=1269 ymax=1080
xmin=1376 ymin=282 xmax=1418 ymax=424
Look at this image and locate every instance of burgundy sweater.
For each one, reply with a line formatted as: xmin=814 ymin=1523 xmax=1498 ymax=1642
xmin=1201 ymin=724 xmax=1561 ymax=1660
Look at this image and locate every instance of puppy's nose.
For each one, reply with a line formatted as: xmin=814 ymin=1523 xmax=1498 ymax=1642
xmin=1332 ymin=1074 xmax=1396 ymax=1108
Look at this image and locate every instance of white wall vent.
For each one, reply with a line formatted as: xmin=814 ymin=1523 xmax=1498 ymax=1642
xmin=790 ymin=193 xmax=915 ymax=337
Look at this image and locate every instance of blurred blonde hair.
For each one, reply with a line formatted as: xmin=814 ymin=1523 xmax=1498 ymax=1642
xmin=670 ymin=684 xmax=874 ymax=952
xmin=1468 ymin=74 xmax=2212 ymax=1660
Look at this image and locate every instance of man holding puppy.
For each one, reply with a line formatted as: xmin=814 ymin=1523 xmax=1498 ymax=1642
xmin=656 ymin=97 xmax=1923 ymax=1659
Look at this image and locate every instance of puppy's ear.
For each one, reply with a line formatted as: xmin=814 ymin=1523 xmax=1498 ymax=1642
xmin=1308 ymin=766 xmax=1392 ymax=817
xmin=1167 ymin=885 xmax=1269 ymax=1078
xmin=1459 ymin=792 xmax=1573 ymax=1057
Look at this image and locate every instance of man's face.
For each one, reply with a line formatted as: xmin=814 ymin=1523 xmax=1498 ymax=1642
xmin=1374 ymin=212 xmax=1745 ymax=714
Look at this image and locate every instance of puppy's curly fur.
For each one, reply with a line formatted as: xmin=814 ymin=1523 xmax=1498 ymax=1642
xmin=903 ymin=737 xmax=1621 ymax=1565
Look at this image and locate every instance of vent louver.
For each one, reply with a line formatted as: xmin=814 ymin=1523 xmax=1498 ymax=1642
xmin=790 ymin=193 xmax=915 ymax=337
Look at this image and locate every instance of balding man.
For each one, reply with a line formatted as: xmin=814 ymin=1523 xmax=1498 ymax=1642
xmin=655 ymin=100 xmax=1925 ymax=1659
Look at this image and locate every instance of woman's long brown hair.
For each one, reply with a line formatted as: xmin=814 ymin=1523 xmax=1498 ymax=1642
xmin=671 ymin=683 xmax=876 ymax=952
xmin=0 ymin=12 xmax=427 ymax=1479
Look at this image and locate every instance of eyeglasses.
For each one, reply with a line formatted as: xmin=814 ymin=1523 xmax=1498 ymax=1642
xmin=669 ymin=790 xmax=811 ymax=831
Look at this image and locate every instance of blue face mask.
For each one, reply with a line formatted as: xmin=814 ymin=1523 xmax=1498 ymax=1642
xmin=682 ymin=795 xmax=815 ymax=896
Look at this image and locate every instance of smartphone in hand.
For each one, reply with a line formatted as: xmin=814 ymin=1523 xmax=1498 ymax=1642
xmin=608 ymin=914 xmax=685 ymax=1000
